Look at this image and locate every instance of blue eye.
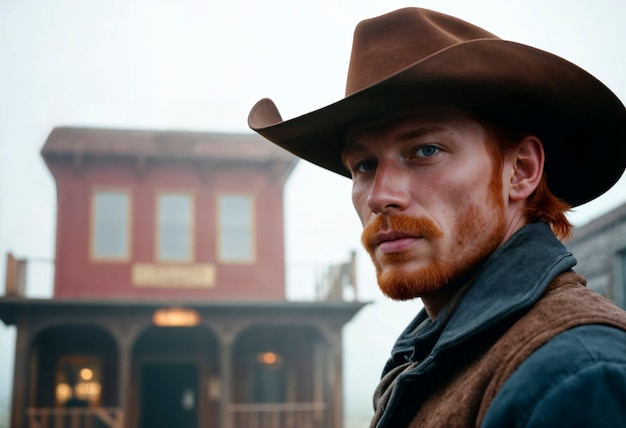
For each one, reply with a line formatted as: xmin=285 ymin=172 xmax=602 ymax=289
xmin=416 ymin=145 xmax=439 ymax=157
xmin=355 ymin=159 xmax=377 ymax=173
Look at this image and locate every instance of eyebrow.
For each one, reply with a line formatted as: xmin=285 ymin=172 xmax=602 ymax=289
xmin=393 ymin=125 xmax=450 ymax=143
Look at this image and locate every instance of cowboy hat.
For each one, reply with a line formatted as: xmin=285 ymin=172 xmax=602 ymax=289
xmin=248 ymin=7 xmax=626 ymax=207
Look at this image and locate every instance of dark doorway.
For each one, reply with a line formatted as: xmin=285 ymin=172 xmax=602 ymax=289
xmin=140 ymin=362 xmax=198 ymax=428
xmin=252 ymin=358 xmax=287 ymax=403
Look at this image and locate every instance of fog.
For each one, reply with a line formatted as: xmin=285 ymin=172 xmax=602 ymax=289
xmin=1 ymin=1 xmax=625 ymax=426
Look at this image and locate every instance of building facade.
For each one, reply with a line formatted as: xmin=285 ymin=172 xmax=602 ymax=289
xmin=0 ymin=127 xmax=366 ymax=428
xmin=568 ymin=201 xmax=626 ymax=309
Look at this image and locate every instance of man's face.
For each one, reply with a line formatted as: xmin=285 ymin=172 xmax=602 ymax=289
xmin=342 ymin=107 xmax=509 ymax=300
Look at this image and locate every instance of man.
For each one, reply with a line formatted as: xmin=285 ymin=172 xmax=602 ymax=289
xmin=249 ymin=7 xmax=626 ymax=427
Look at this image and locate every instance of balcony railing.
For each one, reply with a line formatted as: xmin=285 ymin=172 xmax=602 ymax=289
xmin=229 ymin=402 xmax=327 ymax=428
xmin=25 ymin=407 xmax=123 ymax=428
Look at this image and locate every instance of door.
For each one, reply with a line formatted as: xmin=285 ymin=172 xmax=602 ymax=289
xmin=140 ymin=362 xmax=199 ymax=428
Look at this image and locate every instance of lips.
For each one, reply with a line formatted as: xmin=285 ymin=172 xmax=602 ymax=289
xmin=376 ymin=231 xmax=420 ymax=254
xmin=361 ymin=214 xmax=443 ymax=255
xmin=375 ymin=230 xmax=418 ymax=245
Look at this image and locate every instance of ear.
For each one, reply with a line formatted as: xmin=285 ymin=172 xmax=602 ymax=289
xmin=508 ymin=135 xmax=544 ymax=202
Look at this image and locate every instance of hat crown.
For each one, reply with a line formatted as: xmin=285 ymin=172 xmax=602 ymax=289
xmin=345 ymin=8 xmax=499 ymax=96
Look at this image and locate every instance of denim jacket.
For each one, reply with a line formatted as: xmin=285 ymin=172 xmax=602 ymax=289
xmin=372 ymin=222 xmax=626 ymax=427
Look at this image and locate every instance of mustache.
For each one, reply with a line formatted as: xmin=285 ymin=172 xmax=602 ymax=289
xmin=361 ymin=214 xmax=443 ymax=250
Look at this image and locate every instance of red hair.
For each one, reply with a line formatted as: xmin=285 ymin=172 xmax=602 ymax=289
xmin=478 ymin=117 xmax=573 ymax=241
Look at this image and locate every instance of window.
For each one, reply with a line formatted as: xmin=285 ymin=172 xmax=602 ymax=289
xmin=157 ymin=192 xmax=193 ymax=262
xmin=218 ymin=194 xmax=254 ymax=262
xmin=92 ymin=190 xmax=130 ymax=260
xmin=55 ymin=355 xmax=102 ymax=407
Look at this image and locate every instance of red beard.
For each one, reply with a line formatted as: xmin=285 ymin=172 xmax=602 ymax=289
xmin=361 ymin=214 xmax=451 ymax=300
xmin=361 ymin=203 xmax=505 ymax=301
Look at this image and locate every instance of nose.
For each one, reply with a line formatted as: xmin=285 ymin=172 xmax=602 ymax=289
xmin=366 ymin=163 xmax=410 ymax=214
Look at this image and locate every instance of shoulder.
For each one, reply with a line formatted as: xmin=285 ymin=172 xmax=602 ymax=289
xmin=482 ymin=324 xmax=626 ymax=427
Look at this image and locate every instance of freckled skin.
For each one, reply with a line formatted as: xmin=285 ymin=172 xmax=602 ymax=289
xmin=344 ymin=107 xmax=510 ymax=311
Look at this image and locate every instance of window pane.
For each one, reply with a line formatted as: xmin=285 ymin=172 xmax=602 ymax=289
xmin=56 ymin=355 xmax=103 ymax=407
xmin=93 ymin=191 xmax=128 ymax=258
xmin=219 ymin=195 xmax=253 ymax=262
xmin=158 ymin=193 xmax=192 ymax=261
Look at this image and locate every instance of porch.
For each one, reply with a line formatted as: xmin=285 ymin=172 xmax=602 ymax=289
xmin=26 ymin=407 xmax=123 ymax=428
xmin=1 ymin=299 xmax=366 ymax=428
xmin=25 ymin=402 xmax=327 ymax=428
xmin=229 ymin=402 xmax=327 ymax=428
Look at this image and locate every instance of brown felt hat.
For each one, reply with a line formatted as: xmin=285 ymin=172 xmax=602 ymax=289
xmin=248 ymin=7 xmax=626 ymax=207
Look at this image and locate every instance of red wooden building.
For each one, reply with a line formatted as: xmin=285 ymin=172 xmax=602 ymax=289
xmin=0 ymin=127 xmax=365 ymax=428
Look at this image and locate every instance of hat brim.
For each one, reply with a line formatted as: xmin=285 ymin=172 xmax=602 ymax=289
xmin=249 ymin=39 xmax=626 ymax=208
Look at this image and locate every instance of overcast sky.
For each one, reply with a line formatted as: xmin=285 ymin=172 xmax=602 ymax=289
xmin=1 ymin=1 xmax=626 ymax=425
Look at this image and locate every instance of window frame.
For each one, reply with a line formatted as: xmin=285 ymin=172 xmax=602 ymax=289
xmin=217 ymin=193 xmax=256 ymax=264
xmin=90 ymin=188 xmax=132 ymax=262
xmin=155 ymin=190 xmax=195 ymax=263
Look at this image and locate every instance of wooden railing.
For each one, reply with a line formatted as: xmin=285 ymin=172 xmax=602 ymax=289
xmin=25 ymin=407 xmax=124 ymax=428
xmin=229 ymin=402 xmax=327 ymax=428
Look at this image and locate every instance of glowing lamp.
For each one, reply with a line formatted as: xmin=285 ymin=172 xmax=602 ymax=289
xmin=153 ymin=307 xmax=200 ymax=327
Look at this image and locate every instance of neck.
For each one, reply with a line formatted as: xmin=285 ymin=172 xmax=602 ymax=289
xmin=422 ymin=273 xmax=477 ymax=320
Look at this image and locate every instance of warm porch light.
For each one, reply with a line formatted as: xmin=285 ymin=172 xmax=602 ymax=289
xmin=257 ymin=351 xmax=281 ymax=365
xmin=75 ymin=381 xmax=102 ymax=401
xmin=153 ymin=307 xmax=201 ymax=327
xmin=56 ymin=383 xmax=72 ymax=403
xmin=55 ymin=355 xmax=103 ymax=406
xmin=80 ymin=368 xmax=93 ymax=380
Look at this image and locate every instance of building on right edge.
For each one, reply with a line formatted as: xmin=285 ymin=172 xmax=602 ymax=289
xmin=568 ymin=201 xmax=626 ymax=309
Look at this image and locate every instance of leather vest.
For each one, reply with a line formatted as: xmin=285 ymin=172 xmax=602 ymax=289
xmin=371 ymin=272 xmax=626 ymax=427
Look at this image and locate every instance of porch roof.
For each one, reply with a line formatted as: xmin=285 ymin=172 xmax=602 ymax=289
xmin=0 ymin=296 xmax=369 ymax=326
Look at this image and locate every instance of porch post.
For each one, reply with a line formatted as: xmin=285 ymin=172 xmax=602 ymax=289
xmin=110 ymin=319 xmax=144 ymax=428
xmin=328 ymin=330 xmax=344 ymax=428
xmin=218 ymin=332 xmax=234 ymax=428
xmin=117 ymin=336 xmax=132 ymax=428
xmin=9 ymin=322 xmax=29 ymax=428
